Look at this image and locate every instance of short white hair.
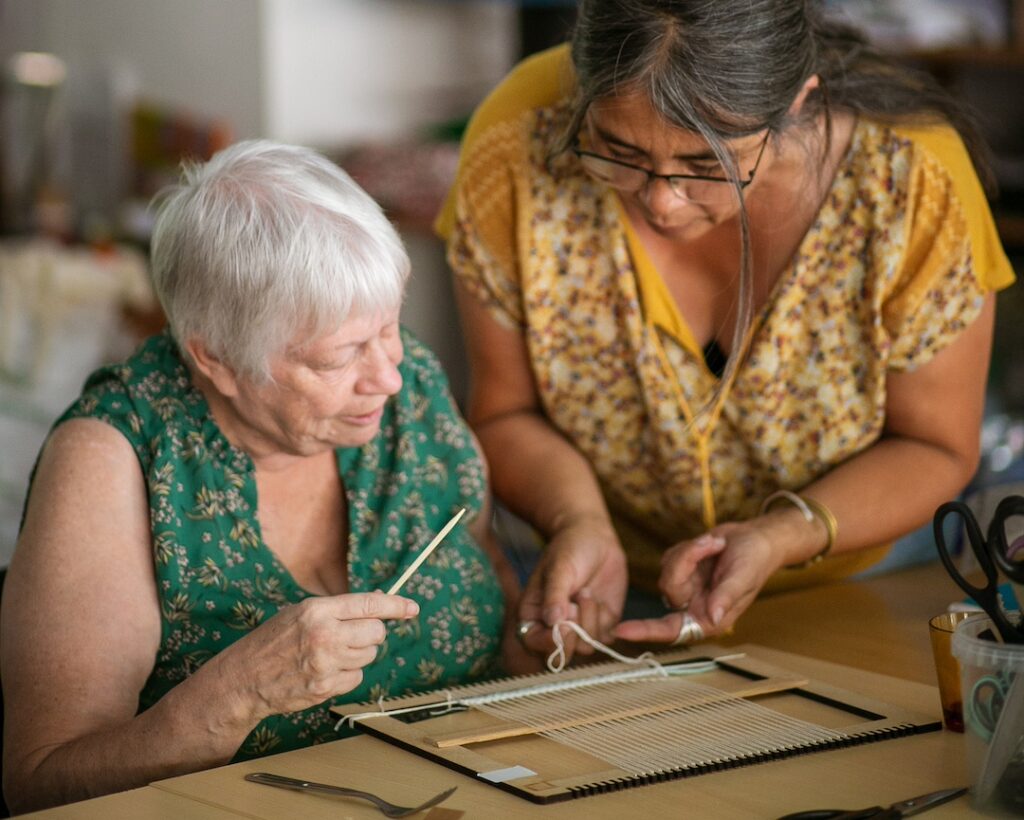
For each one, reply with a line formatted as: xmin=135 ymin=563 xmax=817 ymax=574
xmin=149 ymin=139 xmax=410 ymax=380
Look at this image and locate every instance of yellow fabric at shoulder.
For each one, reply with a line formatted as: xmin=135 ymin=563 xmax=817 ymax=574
xmin=435 ymin=44 xmax=574 ymax=239
xmin=893 ymin=123 xmax=1014 ymax=293
xmin=881 ymin=123 xmax=1013 ymax=367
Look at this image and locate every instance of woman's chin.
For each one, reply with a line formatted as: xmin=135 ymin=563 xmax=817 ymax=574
xmin=646 ymin=218 xmax=712 ymax=241
xmin=324 ymin=427 xmax=380 ymax=451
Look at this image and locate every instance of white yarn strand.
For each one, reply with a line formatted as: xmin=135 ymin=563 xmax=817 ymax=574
xmin=336 ymin=690 xmax=461 ymax=731
xmin=547 ymin=619 xmax=662 ymax=673
xmin=336 ymin=621 xmax=737 ymax=731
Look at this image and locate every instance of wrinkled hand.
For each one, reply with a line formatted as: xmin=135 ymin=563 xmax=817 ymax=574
xmin=221 ymin=592 xmax=419 ymax=722
xmin=518 ymin=516 xmax=628 ymax=661
xmin=614 ymin=521 xmax=782 ymax=645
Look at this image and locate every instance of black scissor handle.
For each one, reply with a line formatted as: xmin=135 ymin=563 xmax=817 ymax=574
xmin=934 ymin=500 xmax=1024 ymax=643
xmin=933 ymin=501 xmax=998 ymax=596
xmin=988 ymin=495 xmax=1024 ymax=584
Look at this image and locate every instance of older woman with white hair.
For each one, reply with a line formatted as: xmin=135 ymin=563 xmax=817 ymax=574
xmin=1 ymin=141 xmax=516 ymax=813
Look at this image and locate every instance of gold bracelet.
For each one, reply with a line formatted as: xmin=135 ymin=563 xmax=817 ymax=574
xmin=759 ymin=490 xmax=838 ymax=569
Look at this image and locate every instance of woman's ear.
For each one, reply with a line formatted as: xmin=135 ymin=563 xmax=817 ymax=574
xmin=788 ymin=74 xmax=821 ymax=117
xmin=185 ymin=339 xmax=240 ymax=398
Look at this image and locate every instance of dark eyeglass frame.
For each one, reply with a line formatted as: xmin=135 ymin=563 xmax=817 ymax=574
xmin=572 ymin=130 xmax=771 ymax=195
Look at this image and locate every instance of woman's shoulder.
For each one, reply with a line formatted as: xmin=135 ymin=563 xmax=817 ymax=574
xmin=460 ymin=44 xmax=574 ymax=149
xmin=855 ymin=119 xmax=984 ymax=208
xmin=889 ymin=121 xmax=983 ymax=200
xmin=859 ymin=119 xmax=1013 ymax=291
xmin=57 ymin=332 xmax=199 ymax=444
xmin=436 ymin=45 xmax=575 ymax=239
xmin=886 ymin=120 xmax=972 ymax=165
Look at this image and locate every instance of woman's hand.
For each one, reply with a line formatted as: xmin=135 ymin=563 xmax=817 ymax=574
xmin=217 ymin=592 xmax=419 ymax=723
xmin=517 ymin=516 xmax=629 ymax=660
xmin=614 ymin=521 xmax=784 ymax=644
xmin=454 ymin=278 xmax=631 ymax=665
xmin=499 ymin=617 xmax=549 ymax=674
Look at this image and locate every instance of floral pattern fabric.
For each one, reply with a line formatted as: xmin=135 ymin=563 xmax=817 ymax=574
xmin=53 ymin=329 xmax=503 ymax=759
xmin=437 ymin=46 xmax=1015 ymax=592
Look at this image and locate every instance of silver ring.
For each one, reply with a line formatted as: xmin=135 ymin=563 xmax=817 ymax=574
xmin=671 ymin=613 xmax=705 ymax=646
xmin=517 ymin=620 xmax=537 ymax=640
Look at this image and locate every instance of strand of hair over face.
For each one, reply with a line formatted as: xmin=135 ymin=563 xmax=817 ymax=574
xmin=563 ymin=0 xmax=992 ymax=422
xmin=563 ymin=1 xmax=821 ymax=416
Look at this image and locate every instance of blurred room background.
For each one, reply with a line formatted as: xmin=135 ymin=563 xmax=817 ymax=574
xmin=0 ymin=0 xmax=1022 ymax=567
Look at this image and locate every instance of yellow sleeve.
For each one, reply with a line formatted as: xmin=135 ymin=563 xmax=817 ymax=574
xmin=884 ymin=125 xmax=1015 ymax=370
xmin=435 ymin=44 xmax=573 ymax=240
xmin=434 ymin=44 xmax=574 ymax=328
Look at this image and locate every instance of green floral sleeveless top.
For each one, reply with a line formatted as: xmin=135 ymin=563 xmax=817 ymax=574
xmin=54 ymin=329 xmax=504 ymax=759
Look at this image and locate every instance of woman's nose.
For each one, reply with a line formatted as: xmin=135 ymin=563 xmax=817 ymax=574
xmin=358 ymin=338 xmax=403 ymax=395
xmin=641 ymin=176 xmax=685 ymax=214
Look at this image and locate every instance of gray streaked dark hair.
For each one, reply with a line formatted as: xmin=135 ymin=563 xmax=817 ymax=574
xmin=150 ymin=140 xmax=410 ymax=381
xmin=562 ymin=0 xmax=993 ymax=393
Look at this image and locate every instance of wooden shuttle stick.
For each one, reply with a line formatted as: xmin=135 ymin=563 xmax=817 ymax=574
xmin=387 ymin=507 xmax=467 ymax=595
xmin=425 ymin=675 xmax=810 ymax=748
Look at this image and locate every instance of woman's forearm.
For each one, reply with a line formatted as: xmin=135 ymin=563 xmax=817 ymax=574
xmin=6 ymin=655 xmax=256 ymax=813
xmin=474 ymin=410 xmax=614 ymax=538
xmin=476 ymin=410 xmax=630 ymax=645
xmin=777 ymin=433 xmax=978 ymax=567
xmin=769 ymin=294 xmax=992 ymax=568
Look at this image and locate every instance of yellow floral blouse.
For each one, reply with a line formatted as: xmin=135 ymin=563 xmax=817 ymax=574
xmin=437 ymin=45 xmax=1015 ymax=592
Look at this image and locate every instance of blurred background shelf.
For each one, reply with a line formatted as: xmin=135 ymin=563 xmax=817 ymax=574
xmin=908 ymin=45 xmax=1024 ymax=68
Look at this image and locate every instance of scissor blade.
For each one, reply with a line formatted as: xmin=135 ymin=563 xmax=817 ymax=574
xmin=890 ymin=787 xmax=967 ymax=816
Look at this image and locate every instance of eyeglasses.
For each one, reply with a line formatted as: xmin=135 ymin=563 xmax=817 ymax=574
xmin=573 ymin=131 xmax=770 ymax=205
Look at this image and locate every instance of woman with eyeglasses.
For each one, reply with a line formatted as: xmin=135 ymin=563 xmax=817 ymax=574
xmin=436 ymin=0 xmax=1015 ymax=658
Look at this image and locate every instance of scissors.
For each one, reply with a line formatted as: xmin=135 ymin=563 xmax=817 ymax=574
xmin=933 ymin=499 xmax=1024 ymax=644
xmin=985 ymin=495 xmax=1024 ymax=605
xmin=777 ymin=786 xmax=967 ymax=819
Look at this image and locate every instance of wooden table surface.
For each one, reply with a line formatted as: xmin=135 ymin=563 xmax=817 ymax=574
xmin=19 ymin=560 xmax=983 ymax=819
xmin=719 ymin=560 xmax=964 ymax=686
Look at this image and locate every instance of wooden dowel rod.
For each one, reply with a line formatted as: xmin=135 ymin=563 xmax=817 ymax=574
xmin=387 ymin=508 xmax=466 ymax=595
xmin=426 ymin=676 xmax=809 ymax=748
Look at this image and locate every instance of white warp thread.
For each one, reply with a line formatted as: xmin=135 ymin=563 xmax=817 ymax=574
xmin=547 ymin=619 xmax=663 ymax=673
xmin=336 ymin=690 xmax=461 ymax=731
xmin=335 ymin=621 xmax=735 ymax=732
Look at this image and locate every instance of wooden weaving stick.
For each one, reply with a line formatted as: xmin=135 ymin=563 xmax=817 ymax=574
xmin=425 ymin=675 xmax=809 ymax=748
xmin=387 ymin=508 xmax=466 ymax=595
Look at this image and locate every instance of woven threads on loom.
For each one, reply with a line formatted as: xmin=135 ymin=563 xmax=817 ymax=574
xmin=471 ymin=677 xmax=844 ymax=775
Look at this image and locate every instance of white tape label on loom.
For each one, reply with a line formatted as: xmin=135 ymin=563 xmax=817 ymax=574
xmin=477 ymin=765 xmax=537 ymax=783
